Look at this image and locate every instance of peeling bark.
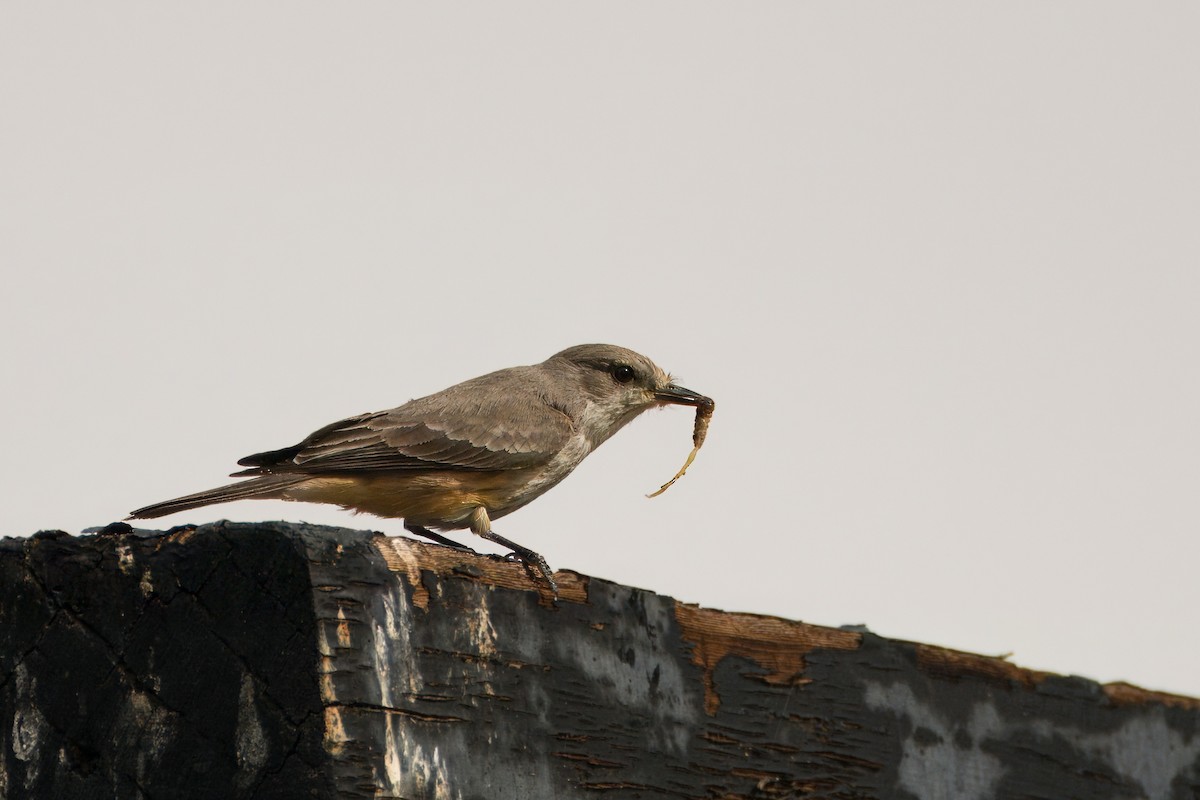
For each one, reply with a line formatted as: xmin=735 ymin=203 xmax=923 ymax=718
xmin=1 ymin=522 xmax=1198 ymax=799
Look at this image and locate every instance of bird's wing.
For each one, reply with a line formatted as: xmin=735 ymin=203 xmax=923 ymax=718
xmin=235 ymin=376 xmax=574 ymax=475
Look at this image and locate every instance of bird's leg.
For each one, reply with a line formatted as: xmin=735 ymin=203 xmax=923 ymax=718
xmin=404 ymin=523 xmax=477 ymax=553
xmin=468 ymin=507 xmax=557 ymax=596
xmin=478 ymin=528 xmax=559 ymax=597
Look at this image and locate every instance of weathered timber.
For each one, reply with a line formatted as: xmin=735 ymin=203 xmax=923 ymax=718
xmin=2 ymin=522 xmax=1198 ymax=799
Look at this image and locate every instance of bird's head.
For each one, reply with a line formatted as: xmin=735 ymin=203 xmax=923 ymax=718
xmin=546 ymin=344 xmax=709 ymax=446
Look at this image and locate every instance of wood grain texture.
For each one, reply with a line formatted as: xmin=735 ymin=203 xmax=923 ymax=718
xmin=2 ymin=521 xmax=1198 ymax=799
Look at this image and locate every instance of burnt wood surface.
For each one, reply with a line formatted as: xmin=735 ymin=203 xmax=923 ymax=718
xmin=1 ymin=521 xmax=1198 ymax=799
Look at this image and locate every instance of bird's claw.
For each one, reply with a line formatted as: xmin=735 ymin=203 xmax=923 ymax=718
xmin=500 ymin=550 xmax=558 ymax=598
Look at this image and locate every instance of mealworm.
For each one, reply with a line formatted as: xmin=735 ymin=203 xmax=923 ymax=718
xmin=647 ymin=396 xmax=714 ymax=498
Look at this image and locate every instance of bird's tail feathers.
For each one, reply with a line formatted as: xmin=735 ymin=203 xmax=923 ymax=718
xmin=126 ymin=475 xmax=305 ymax=520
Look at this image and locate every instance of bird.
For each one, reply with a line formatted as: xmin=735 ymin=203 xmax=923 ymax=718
xmin=128 ymin=344 xmax=712 ymax=594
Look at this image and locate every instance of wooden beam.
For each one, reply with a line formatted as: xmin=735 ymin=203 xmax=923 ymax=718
xmin=1 ymin=522 xmax=1196 ymax=798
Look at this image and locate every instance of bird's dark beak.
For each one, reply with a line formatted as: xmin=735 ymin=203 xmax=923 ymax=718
xmin=654 ymin=384 xmax=709 ymax=407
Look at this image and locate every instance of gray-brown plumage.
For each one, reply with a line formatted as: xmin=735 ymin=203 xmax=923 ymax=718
xmin=128 ymin=344 xmax=712 ymax=594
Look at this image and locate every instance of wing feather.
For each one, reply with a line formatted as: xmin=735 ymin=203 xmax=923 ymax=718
xmin=235 ymin=368 xmax=575 ymax=476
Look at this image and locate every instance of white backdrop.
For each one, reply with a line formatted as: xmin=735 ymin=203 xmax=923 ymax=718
xmin=2 ymin=3 xmax=1197 ymax=695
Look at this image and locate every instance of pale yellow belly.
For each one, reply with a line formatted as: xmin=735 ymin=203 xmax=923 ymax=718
xmin=279 ymin=470 xmax=538 ymax=530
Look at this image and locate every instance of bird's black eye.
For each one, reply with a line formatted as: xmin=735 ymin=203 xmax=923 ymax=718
xmin=612 ymin=364 xmax=636 ymax=384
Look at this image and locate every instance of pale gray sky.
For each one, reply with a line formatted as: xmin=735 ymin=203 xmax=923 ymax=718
xmin=3 ymin=3 xmax=1198 ymax=695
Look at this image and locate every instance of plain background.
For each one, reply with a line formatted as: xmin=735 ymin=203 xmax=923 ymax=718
xmin=2 ymin=4 xmax=1197 ymax=696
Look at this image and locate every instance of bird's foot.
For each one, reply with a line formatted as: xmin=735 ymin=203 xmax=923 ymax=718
xmin=481 ymin=530 xmax=558 ymax=598
xmin=518 ymin=551 xmax=560 ymax=599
